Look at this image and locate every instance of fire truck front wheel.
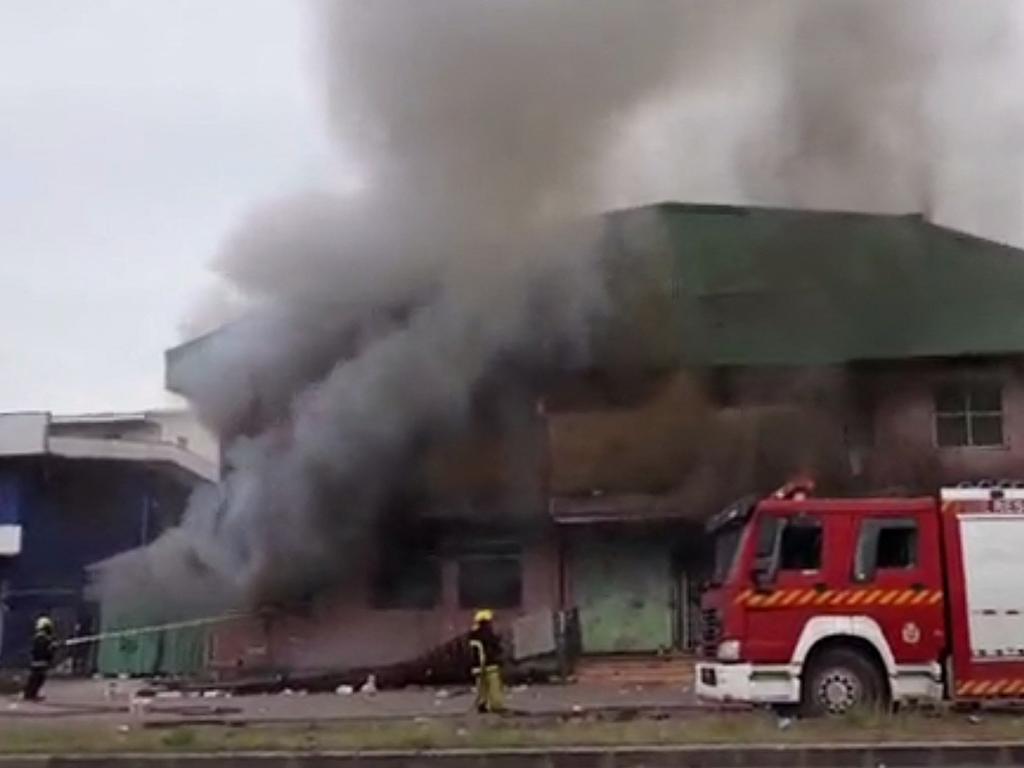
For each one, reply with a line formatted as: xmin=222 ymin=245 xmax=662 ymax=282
xmin=801 ymin=646 xmax=887 ymax=717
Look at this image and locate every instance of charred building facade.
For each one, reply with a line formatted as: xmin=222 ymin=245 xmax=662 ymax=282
xmin=163 ymin=202 xmax=1024 ymax=674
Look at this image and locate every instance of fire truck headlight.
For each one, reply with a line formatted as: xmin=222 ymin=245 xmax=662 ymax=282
xmin=716 ymin=639 xmax=742 ymax=662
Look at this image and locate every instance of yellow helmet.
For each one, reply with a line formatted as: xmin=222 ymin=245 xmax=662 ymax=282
xmin=35 ymin=617 xmax=53 ymax=633
xmin=473 ymin=609 xmax=493 ymax=626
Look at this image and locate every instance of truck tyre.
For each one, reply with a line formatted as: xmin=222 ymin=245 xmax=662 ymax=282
xmin=801 ymin=646 xmax=886 ymax=717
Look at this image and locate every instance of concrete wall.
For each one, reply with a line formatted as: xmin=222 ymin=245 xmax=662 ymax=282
xmin=864 ymin=362 xmax=1024 ymax=488
xmin=210 ymin=531 xmax=559 ymax=674
xmin=147 ymin=411 xmax=220 ymax=473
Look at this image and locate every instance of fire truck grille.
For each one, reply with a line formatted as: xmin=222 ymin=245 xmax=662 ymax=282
xmin=701 ymin=608 xmax=721 ymax=658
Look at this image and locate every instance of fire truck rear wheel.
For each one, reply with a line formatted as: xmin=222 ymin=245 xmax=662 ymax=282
xmin=802 ymin=646 xmax=886 ymax=717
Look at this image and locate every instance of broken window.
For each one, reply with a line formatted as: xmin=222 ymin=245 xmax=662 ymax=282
xmin=456 ymin=540 xmax=522 ymax=609
xmin=373 ymin=552 xmax=441 ymax=610
xmin=854 ymin=518 xmax=918 ymax=582
xmin=777 ymin=521 xmax=823 ymax=572
xmin=372 ymin=520 xmax=441 ymax=610
xmin=935 ymin=381 xmax=1003 ymax=447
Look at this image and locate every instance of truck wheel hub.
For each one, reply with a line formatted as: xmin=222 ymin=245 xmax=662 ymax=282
xmin=818 ymin=670 xmax=860 ymax=713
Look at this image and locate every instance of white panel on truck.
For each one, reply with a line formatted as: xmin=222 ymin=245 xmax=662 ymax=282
xmin=959 ymin=515 xmax=1024 ymax=658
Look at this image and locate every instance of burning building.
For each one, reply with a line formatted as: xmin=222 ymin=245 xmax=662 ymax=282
xmin=162 ymin=201 xmax=1024 ymax=675
xmin=89 ymin=0 xmax=1024 ymax=680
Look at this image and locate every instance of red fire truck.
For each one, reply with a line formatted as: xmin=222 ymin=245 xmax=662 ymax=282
xmin=696 ymin=480 xmax=1024 ymax=715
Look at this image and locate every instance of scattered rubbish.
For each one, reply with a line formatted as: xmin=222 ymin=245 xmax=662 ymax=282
xmin=512 ymin=684 xmax=528 ymax=693
xmin=282 ymin=688 xmax=294 ymax=696
xmin=456 ymin=727 xmax=468 ymax=737
xmin=155 ymin=691 xmax=183 ymax=700
xmin=435 ymin=689 xmax=450 ymax=699
xmin=129 ymin=698 xmax=149 ymax=716
xmin=7 ymin=703 xmax=18 ymax=711
xmin=777 ymin=716 xmax=794 ymax=731
xmin=117 ymin=673 xmax=130 ymax=681
xmin=202 ymin=690 xmax=223 ymax=699
xmin=571 ymin=704 xmax=583 ymax=714
xmin=117 ymin=725 xmax=130 ymax=734
xmin=968 ymin=714 xmax=983 ymax=725
xmin=414 ymin=716 xmax=429 ymax=723
xmin=335 ymin=685 xmax=354 ymax=695
xmin=360 ymin=674 xmax=378 ymax=695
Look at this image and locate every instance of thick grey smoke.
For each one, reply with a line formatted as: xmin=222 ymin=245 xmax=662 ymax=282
xmin=608 ymin=1 xmax=1024 ymax=244
xmin=105 ymin=1 xmax=1024 ymax=613
xmin=103 ymin=1 xmax=694 ymax=612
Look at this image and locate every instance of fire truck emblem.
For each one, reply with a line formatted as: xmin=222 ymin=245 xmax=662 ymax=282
xmin=902 ymin=621 xmax=921 ymax=645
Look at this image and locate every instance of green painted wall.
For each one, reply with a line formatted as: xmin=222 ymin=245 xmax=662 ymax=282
xmin=570 ymin=531 xmax=673 ymax=653
xmin=96 ymin=607 xmax=207 ymax=678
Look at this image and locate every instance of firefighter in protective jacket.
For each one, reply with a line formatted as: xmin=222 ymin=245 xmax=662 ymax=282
xmin=468 ymin=609 xmax=504 ymax=713
xmin=23 ymin=616 xmax=57 ymax=701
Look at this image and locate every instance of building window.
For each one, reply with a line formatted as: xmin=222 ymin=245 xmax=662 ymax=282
xmin=372 ymin=520 xmax=441 ymax=610
xmin=456 ymin=541 xmax=522 ymax=610
xmin=373 ymin=552 xmax=441 ymax=610
xmin=935 ymin=381 xmax=1004 ymax=447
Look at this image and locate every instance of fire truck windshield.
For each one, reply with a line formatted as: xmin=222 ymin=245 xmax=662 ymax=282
xmin=710 ymin=525 xmax=744 ymax=585
xmin=706 ymin=495 xmax=757 ymax=585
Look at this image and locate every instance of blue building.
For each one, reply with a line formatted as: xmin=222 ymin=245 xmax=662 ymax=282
xmin=0 ymin=412 xmax=217 ymax=670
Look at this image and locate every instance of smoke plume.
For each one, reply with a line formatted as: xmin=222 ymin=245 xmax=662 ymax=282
xmin=102 ymin=1 xmax=693 ymax=613
xmin=103 ymin=1 xmax=1024 ymax=614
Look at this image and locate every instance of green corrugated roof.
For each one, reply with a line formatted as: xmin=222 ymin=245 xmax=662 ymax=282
xmin=599 ymin=203 xmax=1024 ymax=367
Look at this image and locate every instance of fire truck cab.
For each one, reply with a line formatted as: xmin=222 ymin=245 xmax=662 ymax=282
xmin=696 ymin=482 xmax=1024 ymax=715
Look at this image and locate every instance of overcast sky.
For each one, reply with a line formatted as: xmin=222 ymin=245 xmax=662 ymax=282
xmin=3 ymin=1 xmax=1023 ymax=415
xmin=0 ymin=0 xmax=330 ymax=413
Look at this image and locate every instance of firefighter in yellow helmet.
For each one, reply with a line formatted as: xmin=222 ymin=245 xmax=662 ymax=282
xmin=468 ymin=609 xmax=504 ymax=713
xmin=23 ymin=616 xmax=57 ymax=701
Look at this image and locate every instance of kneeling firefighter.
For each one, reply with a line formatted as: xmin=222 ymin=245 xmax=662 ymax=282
xmin=468 ymin=609 xmax=504 ymax=713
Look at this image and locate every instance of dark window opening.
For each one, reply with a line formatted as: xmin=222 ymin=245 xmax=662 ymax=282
xmin=854 ymin=518 xmax=919 ymax=582
xmin=935 ymin=381 xmax=1004 ymax=447
xmin=372 ymin=518 xmax=441 ymax=610
xmin=457 ymin=546 xmax=522 ymax=610
xmin=778 ymin=522 xmax=822 ymax=571
xmin=373 ymin=553 xmax=441 ymax=610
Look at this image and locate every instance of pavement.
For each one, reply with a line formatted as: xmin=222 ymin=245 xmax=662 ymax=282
xmin=0 ymin=677 xmax=706 ymax=724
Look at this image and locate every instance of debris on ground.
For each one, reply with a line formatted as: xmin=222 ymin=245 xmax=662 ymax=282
xmin=777 ymin=716 xmax=794 ymax=731
xmin=335 ymin=684 xmax=354 ymax=695
xmin=968 ymin=714 xmax=983 ymax=725
xmin=435 ymin=688 xmax=450 ymax=699
xmin=360 ymin=674 xmax=378 ymax=695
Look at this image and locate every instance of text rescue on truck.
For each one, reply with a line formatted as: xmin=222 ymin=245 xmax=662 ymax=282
xmin=697 ymin=479 xmax=1024 ymax=715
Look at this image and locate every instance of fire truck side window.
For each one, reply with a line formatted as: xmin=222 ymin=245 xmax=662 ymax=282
xmin=854 ymin=518 xmax=918 ymax=582
xmin=777 ymin=520 xmax=823 ymax=572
